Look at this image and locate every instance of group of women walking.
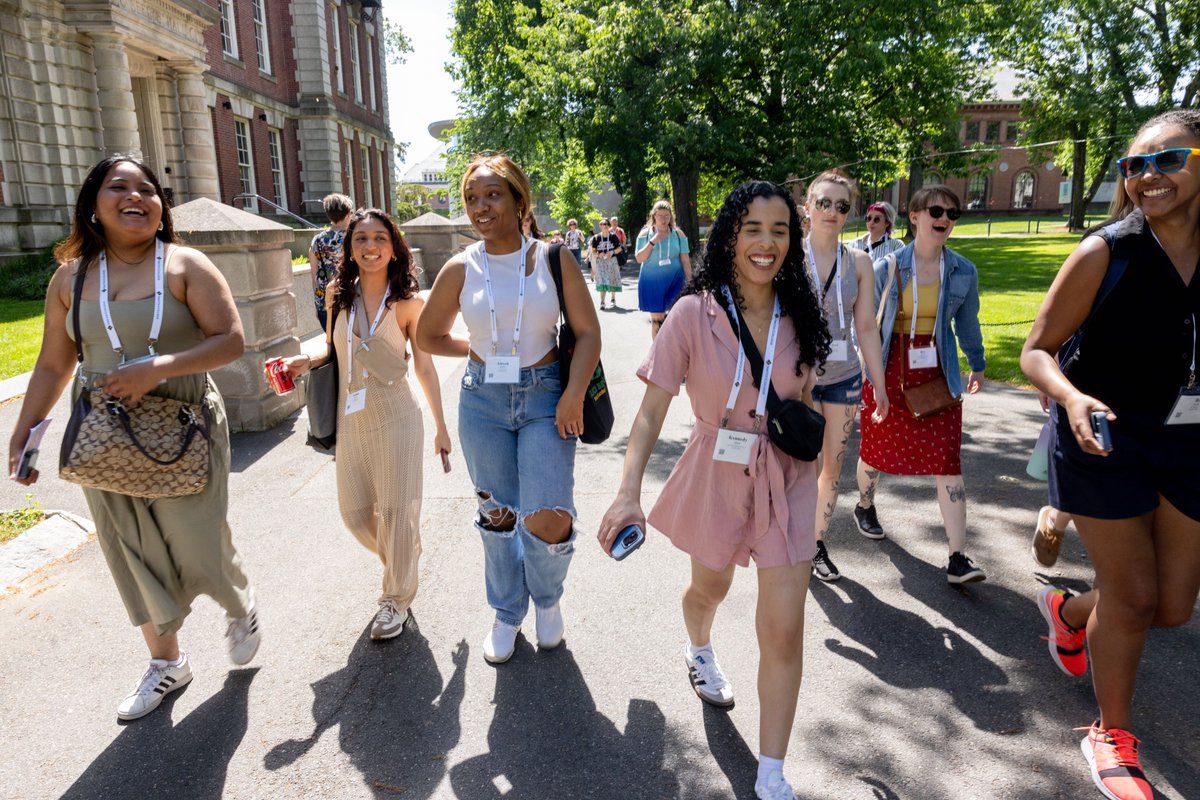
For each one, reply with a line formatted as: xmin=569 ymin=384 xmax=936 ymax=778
xmin=7 ymin=107 xmax=1198 ymax=800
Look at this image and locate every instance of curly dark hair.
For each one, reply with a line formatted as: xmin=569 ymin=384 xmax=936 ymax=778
xmin=683 ymin=181 xmax=831 ymax=374
xmin=330 ymin=208 xmax=420 ymax=310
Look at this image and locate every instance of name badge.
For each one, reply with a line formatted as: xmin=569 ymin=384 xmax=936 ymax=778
xmin=485 ymin=355 xmax=520 ymax=384
xmin=344 ymin=388 xmax=367 ymax=416
xmin=658 ymin=258 xmax=672 ymax=267
xmin=712 ymin=428 xmax=754 ymax=465
xmin=828 ymin=340 xmax=849 ymax=362
xmin=1165 ymin=387 xmax=1200 ymax=425
xmin=908 ymin=346 xmax=937 ymax=369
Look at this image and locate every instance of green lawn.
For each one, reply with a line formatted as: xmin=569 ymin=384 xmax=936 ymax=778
xmin=0 ymin=299 xmax=45 ymax=380
xmin=841 ymin=214 xmax=1103 ymax=241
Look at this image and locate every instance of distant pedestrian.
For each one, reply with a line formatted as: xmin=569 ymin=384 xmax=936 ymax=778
xmin=855 ymin=185 xmax=988 ymax=585
xmin=417 ymin=154 xmax=601 ymax=665
xmin=308 ymin=193 xmax=354 ymax=331
xmin=7 ymin=155 xmax=261 ymax=721
xmin=564 ymin=219 xmax=584 ymax=269
xmin=1020 ymin=108 xmax=1200 ymax=800
xmin=849 ymin=201 xmax=904 ymax=259
xmin=590 ymin=219 xmax=624 ymax=309
xmin=600 ymin=181 xmax=831 ymax=800
xmin=634 ymin=200 xmax=692 ymax=339
xmin=283 ymin=209 xmax=450 ymax=642
xmin=609 ymin=216 xmax=628 ymax=266
xmin=523 ymin=211 xmax=544 ymax=241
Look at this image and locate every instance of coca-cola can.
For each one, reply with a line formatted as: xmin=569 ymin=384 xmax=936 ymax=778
xmin=264 ymin=357 xmax=295 ymax=395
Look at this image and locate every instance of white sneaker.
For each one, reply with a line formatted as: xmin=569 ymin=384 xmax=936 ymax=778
xmin=755 ymin=769 xmax=797 ymax=800
xmin=482 ymin=621 xmax=521 ymax=664
xmin=226 ymin=596 xmax=261 ymax=666
xmin=535 ymin=602 xmax=564 ymax=650
xmin=684 ymin=643 xmax=734 ymax=707
xmin=117 ymin=654 xmax=193 ymax=721
xmin=370 ymin=601 xmax=408 ymax=640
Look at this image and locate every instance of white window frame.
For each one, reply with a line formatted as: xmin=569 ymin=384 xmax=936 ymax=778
xmin=252 ymin=0 xmax=272 ymax=74
xmin=268 ymin=128 xmax=287 ymax=210
xmin=361 ymin=144 xmax=372 ymax=207
xmin=378 ymin=146 xmax=387 ymax=210
xmin=331 ymin=3 xmax=344 ymax=93
xmin=234 ymin=118 xmax=257 ymax=211
xmin=349 ymin=21 xmax=362 ymax=104
xmin=344 ymin=139 xmax=354 ymax=194
xmin=365 ymin=29 xmax=377 ymax=111
xmin=219 ymin=0 xmax=239 ymax=59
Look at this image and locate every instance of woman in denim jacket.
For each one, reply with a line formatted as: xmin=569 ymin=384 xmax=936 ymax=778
xmin=854 ymin=185 xmax=988 ymax=584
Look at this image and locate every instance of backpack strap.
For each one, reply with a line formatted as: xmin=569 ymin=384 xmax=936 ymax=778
xmin=548 ymin=243 xmax=570 ymax=328
xmin=1057 ymin=232 xmax=1128 ymax=371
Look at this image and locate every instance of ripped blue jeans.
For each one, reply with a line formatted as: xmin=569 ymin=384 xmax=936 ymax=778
xmin=459 ymin=359 xmax=577 ymax=626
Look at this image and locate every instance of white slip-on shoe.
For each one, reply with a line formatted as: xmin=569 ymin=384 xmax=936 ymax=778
xmin=483 ymin=621 xmax=521 ymax=664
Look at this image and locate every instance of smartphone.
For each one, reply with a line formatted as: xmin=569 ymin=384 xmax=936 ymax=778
xmin=1090 ymin=411 xmax=1113 ymax=452
xmin=610 ymin=524 xmax=645 ymax=561
xmin=440 ymin=450 xmax=451 ymax=474
xmin=16 ymin=448 xmax=38 ymax=480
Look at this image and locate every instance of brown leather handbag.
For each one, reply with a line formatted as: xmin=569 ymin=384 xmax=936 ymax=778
xmin=898 ymin=305 xmax=961 ymax=418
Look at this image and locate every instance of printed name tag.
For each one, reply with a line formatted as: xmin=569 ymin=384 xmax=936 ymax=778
xmin=485 ymin=355 xmax=520 ymax=384
xmin=658 ymin=258 xmax=672 ymax=266
xmin=828 ymin=340 xmax=849 ymax=362
xmin=908 ymin=346 xmax=937 ymax=369
xmin=1165 ymin=387 xmax=1200 ymax=425
xmin=344 ymin=388 xmax=367 ymax=416
xmin=712 ymin=429 xmax=754 ymax=465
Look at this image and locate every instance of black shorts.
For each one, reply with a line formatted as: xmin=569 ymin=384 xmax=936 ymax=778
xmin=1048 ymin=405 xmax=1200 ymax=522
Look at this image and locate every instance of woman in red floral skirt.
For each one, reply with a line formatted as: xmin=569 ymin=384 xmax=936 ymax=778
xmin=856 ymin=185 xmax=988 ymax=584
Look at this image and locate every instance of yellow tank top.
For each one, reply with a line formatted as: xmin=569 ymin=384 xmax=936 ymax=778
xmin=893 ymin=277 xmax=939 ymax=336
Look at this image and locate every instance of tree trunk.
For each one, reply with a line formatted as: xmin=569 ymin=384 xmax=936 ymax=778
xmin=623 ymin=173 xmax=649 ymax=237
xmin=1068 ymin=130 xmax=1087 ymax=232
xmin=670 ymin=167 xmax=701 ymax=256
xmin=903 ymin=160 xmax=924 ymax=239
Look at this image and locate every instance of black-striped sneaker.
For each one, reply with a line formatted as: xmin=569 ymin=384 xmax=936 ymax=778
xmin=684 ymin=643 xmax=734 ymax=707
xmin=811 ymin=540 xmax=841 ymax=582
xmin=117 ymin=654 xmax=192 ymax=721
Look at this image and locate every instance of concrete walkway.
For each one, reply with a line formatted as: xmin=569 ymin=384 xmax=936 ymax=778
xmin=0 ymin=273 xmax=1196 ymax=800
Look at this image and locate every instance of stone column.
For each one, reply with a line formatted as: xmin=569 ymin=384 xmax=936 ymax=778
xmin=171 ymin=62 xmax=220 ymax=201
xmin=88 ymin=32 xmax=139 ymax=155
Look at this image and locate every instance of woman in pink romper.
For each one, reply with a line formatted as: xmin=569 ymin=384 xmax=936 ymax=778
xmin=599 ymin=181 xmax=831 ymax=800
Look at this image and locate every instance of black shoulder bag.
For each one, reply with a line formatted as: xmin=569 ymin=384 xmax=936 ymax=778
xmin=717 ymin=292 xmax=824 ymax=462
xmin=305 ymin=304 xmax=341 ymax=452
xmin=549 ymin=244 xmax=614 ymax=444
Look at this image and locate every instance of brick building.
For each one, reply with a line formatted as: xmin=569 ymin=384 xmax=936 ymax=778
xmin=0 ymin=0 xmax=393 ymax=258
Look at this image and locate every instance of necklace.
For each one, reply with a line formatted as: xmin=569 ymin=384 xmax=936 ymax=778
xmin=105 ymin=241 xmax=155 ymax=266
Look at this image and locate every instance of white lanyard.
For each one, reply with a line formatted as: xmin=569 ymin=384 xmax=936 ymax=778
xmin=651 ymin=228 xmax=673 ymax=261
xmin=481 ymin=238 xmax=531 ymax=356
xmin=806 ymin=238 xmax=844 ymax=332
xmin=1188 ymin=314 xmax=1197 ymax=388
xmin=909 ymin=252 xmax=945 ymax=338
xmin=98 ymin=239 xmax=165 ymax=363
xmin=345 ymin=287 xmax=390 ymax=385
xmin=720 ymin=286 xmax=781 ymax=432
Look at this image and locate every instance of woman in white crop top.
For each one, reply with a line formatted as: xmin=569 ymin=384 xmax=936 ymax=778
xmin=417 ymin=154 xmax=601 ymax=665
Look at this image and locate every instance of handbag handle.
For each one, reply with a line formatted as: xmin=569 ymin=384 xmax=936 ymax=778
xmin=105 ymin=397 xmax=209 ymax=466
xmin=876 ymin=253 xmax=897 ymax=329
xmin=547 ymin=243 xmax=571 ymax=331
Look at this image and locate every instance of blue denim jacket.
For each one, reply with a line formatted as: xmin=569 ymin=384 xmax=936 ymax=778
xmin=872 ymin=243 xmax=985 ymax=398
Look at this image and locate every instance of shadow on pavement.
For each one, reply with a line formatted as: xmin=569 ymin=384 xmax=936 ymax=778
xmin=448 ymin=642 xmax=683 ymax=799
xmin=264 ymin=616 xmax=467 ymax=798
xmin=702 ymin=705 xmax=757 ymax=800
xmin=228 ymin=411 xmax=309 ymax=473
xmin=60 ymin=668 xmax=259 ymax=800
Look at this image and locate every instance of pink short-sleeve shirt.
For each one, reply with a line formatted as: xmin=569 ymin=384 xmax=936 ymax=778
xmin=638 ymin=292 xmax=818 ymax=570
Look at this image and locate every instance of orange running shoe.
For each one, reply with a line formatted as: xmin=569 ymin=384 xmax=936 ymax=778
xmin=1079 ymin=723 xmax=1153 ymax=800
xmin=1037 ymin=587 xmax=1087 ymax=676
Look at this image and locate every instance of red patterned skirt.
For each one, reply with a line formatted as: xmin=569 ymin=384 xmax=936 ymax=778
xmin=860 ymin=333 xmax=962 ymax=476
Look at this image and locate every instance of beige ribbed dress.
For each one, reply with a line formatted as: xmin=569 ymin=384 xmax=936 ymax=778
xmin=332 ymin=299 xmax=424 ymax=608
xmin=68 ymin=284 xmax=252 ymax=636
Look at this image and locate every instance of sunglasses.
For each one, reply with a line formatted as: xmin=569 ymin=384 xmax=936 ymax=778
xmin=925 ymin=205 xmax=961 ymax=221
xmin=1116 ymin=147 xmax=1200 ymax=178
xmin=865 ymin=214 xmax=884 ymax=223
xmin=813 ymin=197 xmax=852 ymax=214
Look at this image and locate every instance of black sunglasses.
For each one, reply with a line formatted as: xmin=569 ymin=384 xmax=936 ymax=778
xmin=1116 ymin=148 xmax=1200 ymax=178
xmin=925 ymin=205 xmax=961 ymax=221
xmin=813 ymin=196 xmax=852 ymax=215
xmin=865 ymin=214 xmax=884 ymax=223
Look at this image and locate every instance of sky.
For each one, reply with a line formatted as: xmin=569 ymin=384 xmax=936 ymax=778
xmin=385 ymin=0 xmax=461 ymax=174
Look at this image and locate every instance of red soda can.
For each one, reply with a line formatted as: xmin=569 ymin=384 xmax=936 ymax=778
xmin=265 ymin=357 xmax=295 ymax=394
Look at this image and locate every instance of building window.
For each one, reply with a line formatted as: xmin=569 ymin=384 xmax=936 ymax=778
xmin=268 ymin=128 xmax=286 ymax=210
xmin=378 ymin=147 xmax=387 ymax=210
xmin=967 ymin=172 xmax=987 ymax=210
xmin=331 ymin=4 xmax=344 ymax=93
xmin=361 ymin=145 xmax=372 ymax=207
xmin=985 ymin=121 xmax=1001 ymax=143
xmin=965 ymin=121 xmax=980 ymax=142
xmin=1005 ymin=121 xmax=1021 ymax=142
xmin=349 ymin=22 xmax=362 ymax=103
xmin=219 ymin=0 xmax=239 ymax=58
xmin=1012 ymin=169 xmax=1035 ymax=208
xmin=252 ymin=0 xmax=272 ymax=74
xmin=234 ymin=118 xmax=256 ymax=208
xmin=344 ymin=139 xmax=354 ymax=194
xmin=365 ymin=30 xmax=377 ymax=111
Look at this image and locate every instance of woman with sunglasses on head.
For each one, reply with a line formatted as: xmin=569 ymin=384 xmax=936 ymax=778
xmin=599 ymin=181 xmax=830 ymax=800
xmin=802 ymin=171 xmax=889 ymax=582
xmin=849 ymin=201 xmax=905 ymax=259
xmin=855 ymin=185 xmax=987 ymax=584
xmin=417 ymin=154 xmax=600 ymax=664
xmin=1020 ymin=109 xmax=1200 ymax=800
xmin=635 ymin=199 xmax=693 ymax=339
xmin=7 ymin=156 xmax=260 ymax=721
xmin=283 ymin=209 xmax=451 ymax=642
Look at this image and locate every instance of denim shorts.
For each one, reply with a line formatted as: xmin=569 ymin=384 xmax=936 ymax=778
xmin=811 ymin=371 xmax=863 ymax=406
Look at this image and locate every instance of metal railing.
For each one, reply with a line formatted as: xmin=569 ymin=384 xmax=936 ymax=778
xmin=232 ymin=194 xmax=321 ymax=229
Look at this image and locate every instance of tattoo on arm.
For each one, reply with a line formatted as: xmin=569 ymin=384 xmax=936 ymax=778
xmin=946 ymin=485 xmax=966 ymax=503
